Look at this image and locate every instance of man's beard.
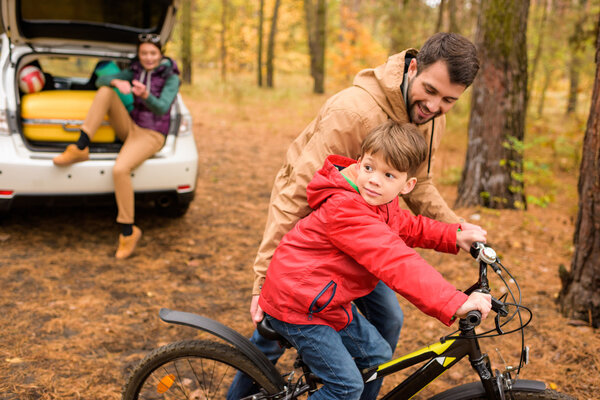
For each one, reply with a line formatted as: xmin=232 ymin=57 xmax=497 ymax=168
xmin=406 ymin=80 xmax=441 ymax=125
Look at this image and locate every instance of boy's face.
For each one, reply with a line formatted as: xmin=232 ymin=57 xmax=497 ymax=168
xmin=356 ymin=152 xmax=417 ymax=206
xmin=406 ymin=59 xmax=466 ymax=125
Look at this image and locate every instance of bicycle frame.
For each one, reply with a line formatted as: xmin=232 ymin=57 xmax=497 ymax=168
xmin=363 ymin=319 xmax=495 ymax=399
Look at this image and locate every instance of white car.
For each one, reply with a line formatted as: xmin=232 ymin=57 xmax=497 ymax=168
xmin=0 ymin=0 xmax=198 ymax=217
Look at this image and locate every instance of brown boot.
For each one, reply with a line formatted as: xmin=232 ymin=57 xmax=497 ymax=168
xmin=53 ymin=144 xmax=89 ymax=166
xmin=115 ymin=226 xmax=142 ymax=259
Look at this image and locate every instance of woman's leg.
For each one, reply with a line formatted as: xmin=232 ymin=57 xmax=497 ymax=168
xmin=112 ymin=125 xmax=164 ymax=259
xmin=53 ymin=87 xmax=132 ymax=166
xmin=81 ymin=86 xmax=131 ymax=140
xmin=113 ymin=125 xmax=165 ymax=224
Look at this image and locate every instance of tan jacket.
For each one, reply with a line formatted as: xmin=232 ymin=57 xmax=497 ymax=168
xmin=252 ymin=50 xmax=461 ymax=294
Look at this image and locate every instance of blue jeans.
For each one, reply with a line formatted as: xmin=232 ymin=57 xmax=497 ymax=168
xmin=266 ymin=307 xmax=392 ymax=399
xmin=227 ymin=281 xmax=403 ymax=399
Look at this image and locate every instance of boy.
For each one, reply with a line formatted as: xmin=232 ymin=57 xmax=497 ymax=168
xmin=258 ymin=121 xmax=491 ymax=400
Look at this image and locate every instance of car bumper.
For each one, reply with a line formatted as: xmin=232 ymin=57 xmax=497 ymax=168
xmin=0 ymin=133 xmax=198 ymax=204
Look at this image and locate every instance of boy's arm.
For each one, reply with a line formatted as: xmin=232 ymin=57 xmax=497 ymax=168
xmin=327 ymin=198 xmax=466 ymax=326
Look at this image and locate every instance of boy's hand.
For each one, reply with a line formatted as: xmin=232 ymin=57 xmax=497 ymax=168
xmin=250 ymin=295 xmax=264 ymax=326
xmin=456 ymin=225 xmax=487 ymax=252
xmin=454 ymin=291 xmax=492 ymax=320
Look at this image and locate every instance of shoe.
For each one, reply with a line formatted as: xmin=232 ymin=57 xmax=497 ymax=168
xmin=115 ymin=226 xmax=142 ymax=259
xmin=53 ymin=144 xmax=89 ymax=166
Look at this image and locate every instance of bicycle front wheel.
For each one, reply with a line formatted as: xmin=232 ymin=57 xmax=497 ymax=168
xmin=428 ymin=381 xmax=576 ymax=400
xmin=122 ymin=339 xmax=283 ymax=400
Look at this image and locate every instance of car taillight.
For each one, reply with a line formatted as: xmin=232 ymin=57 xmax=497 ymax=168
xmin=177 ymin=185 xmax=192 ymax=193
xmin=0 ymin=110 xmax=9 ymax=136
xmin=178 ymin=114 xmax=192 ymax=136
xmin=0 ymin=190 xmax=14 ymax=197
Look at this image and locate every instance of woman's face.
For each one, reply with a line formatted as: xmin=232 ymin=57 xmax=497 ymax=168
xmin=138 ymin=43 xmax=162 ymax=70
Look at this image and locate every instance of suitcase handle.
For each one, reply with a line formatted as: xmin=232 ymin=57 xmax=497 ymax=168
xmin=62 ymin=124 xmax=82 ymax=132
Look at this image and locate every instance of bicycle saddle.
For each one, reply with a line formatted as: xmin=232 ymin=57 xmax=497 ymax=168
xmin=258 ymin=318 xmax=292 ymax=348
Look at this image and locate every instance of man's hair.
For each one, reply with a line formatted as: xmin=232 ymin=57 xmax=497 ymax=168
xmin=360 ymin=121 xmax=428 ymax=177
xmin=416 ymin=32 xmax=479 ymax=87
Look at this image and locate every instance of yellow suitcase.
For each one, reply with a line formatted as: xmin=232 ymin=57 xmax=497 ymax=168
xmin=21 ymin=90 xmax=116 ymax=143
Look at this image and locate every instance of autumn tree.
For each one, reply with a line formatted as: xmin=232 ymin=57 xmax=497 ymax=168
xmin=455 ymin=0 xmax=530 ymax=209
xmin=220 ymin=0 xmax=228 ymax=81
xmin=257 ymin=0 xmax=265 ymax=86
xmin=180 ymin=0 xmax=192 ymax=84
xmin=304 ymin=0 xmax=327 ymax=93
xmin=266 ymin=0 xmax=281 ymax=88
xmin=566 ymin=0 xmax=591 ymax=114
xmin=558 ymin=12 xmax=600 ymax=328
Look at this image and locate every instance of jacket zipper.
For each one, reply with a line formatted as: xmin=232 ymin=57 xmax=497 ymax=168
xmin=307 ymin=280 xmax=337 ymax=320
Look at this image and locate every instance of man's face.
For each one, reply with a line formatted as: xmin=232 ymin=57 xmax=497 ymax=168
xmin=406 ymin=59 xmax=466 ymax=125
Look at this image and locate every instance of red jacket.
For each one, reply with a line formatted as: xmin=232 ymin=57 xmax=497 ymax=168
xmin=259 ymin=155 xmax=468 ymax=331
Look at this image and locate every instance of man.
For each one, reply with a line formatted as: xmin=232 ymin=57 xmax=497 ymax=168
xmin=228 ymin=32 xmax=485 ymax=399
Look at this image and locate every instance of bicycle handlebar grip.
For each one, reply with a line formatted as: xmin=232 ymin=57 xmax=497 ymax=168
xmin=465 ymin=310 xmax=482 ymax=326
xmin=470 ymin=242 xmax=484 ymax=259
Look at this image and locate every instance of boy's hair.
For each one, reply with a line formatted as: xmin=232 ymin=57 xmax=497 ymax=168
xmin=360 ymin=121 xmax=428 ymax=177
xmin=416 ymin=32 xmax=479 ymax=88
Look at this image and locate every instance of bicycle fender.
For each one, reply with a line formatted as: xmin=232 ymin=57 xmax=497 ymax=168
xmin=427 ymin=379 xmax=547 ymax=400
xmin=158 ymin=308 xmax=285 ymax=388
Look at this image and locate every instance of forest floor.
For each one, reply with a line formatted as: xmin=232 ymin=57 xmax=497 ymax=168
xmin=0 ymin=74 xmax=598 ymax=399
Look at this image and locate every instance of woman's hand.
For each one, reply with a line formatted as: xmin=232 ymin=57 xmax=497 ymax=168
xmin=111 ymin=79 xmax=132 ymax=95
xmin=132 ymin=79 xmax=149 ymax=99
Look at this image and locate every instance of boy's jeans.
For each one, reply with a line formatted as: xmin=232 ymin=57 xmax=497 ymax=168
xmin=266 ymin=307 xmax=392 ymax=400
xmin=227 ymin=281 xmax=403 ymax=399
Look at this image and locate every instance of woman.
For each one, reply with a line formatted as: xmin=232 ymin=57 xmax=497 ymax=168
xmin=53 ymin=33 xmax=181 ymax=259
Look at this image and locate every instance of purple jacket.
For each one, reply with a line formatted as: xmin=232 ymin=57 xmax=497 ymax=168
xmin=129 ymin=58 xmax=180 ymax=135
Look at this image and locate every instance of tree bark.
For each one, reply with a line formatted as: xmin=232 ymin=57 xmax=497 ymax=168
xmin=257 ymin=0 xmax=264 ymax=87
xmin=266 ymin=0 xmax=281 ymax=88
xmin=558 ymin=13 xmax=600 ymax=328
xmin=455 ymin=0 xmax=530 ymax=209
xmin=304 ymin=0 xmax=327 ymax=94
xmin=566 ymin=0 xmax=589 ymax=115
xmin=180 ymin=0 xmax=192 ymax=84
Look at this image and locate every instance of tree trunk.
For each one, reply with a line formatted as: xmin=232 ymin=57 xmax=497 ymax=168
xmin=220 ymin=0 xmax=228 ymax=82
xmin=536 ymin=64 xmax=552 ymax=117
xmin=257 ymin=0 xmax=264 ymax=87
xmin=455 ymin=0 xmax=530 ymax=209
xmin=304 ymin=0 xmax=327 ymax=94
xmin=527 ymin=0 xmax=547 ymax=98
xmin=180 ymin=0 xmax=192 ymax=84
xmin=435 ymin=0 xmax=445 ymax=33
xmin=566 ymin=0 xmax=589 ymax=115
xmin=558 ymin=13 xmax=600 ymax=328
xmin=448 ymin=0 xmax=459 ymax=34
xmin=266 ymin=0 xmax=281 ymax=88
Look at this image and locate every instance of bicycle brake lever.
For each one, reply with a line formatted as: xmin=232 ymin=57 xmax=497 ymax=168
xmin=491 ymin=297 xmax=509 ymax=317
xmin=495 ymin=314 xmax=504 ymax=335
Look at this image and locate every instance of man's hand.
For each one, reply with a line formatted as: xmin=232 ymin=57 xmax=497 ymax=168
xmin=454 ymin=291 xmax=492 ymax=320
xmin=131 ymin=79 xmax=149 ymax=99
xmin=250 ymin=295 xmax=264 ymax=326
xmin=111 ymin=79 xmax=131 ymax=95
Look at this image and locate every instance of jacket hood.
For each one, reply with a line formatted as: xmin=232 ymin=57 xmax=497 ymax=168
xmin=307 ymin=155 xmax=358 ymax=210
xmin=353 ymin=49 xmax=417 ymax=124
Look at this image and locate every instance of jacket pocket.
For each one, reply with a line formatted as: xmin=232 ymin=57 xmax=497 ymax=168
xmin=308 ymin=280 xmax=337 ymax=320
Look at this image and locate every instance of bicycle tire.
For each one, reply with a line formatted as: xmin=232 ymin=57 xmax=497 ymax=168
xmin=428 ymin=381 xmax=576 ymax=400
xmin=122 ymin=339 xmax=283 ymax=400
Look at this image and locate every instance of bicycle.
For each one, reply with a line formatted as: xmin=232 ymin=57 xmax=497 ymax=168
xmin=122 ymin=243 xmax=575 ymax=399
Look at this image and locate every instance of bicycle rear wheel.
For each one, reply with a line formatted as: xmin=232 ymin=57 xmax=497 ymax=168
xmin=122 ymin=339 xmax=283 ymax=400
